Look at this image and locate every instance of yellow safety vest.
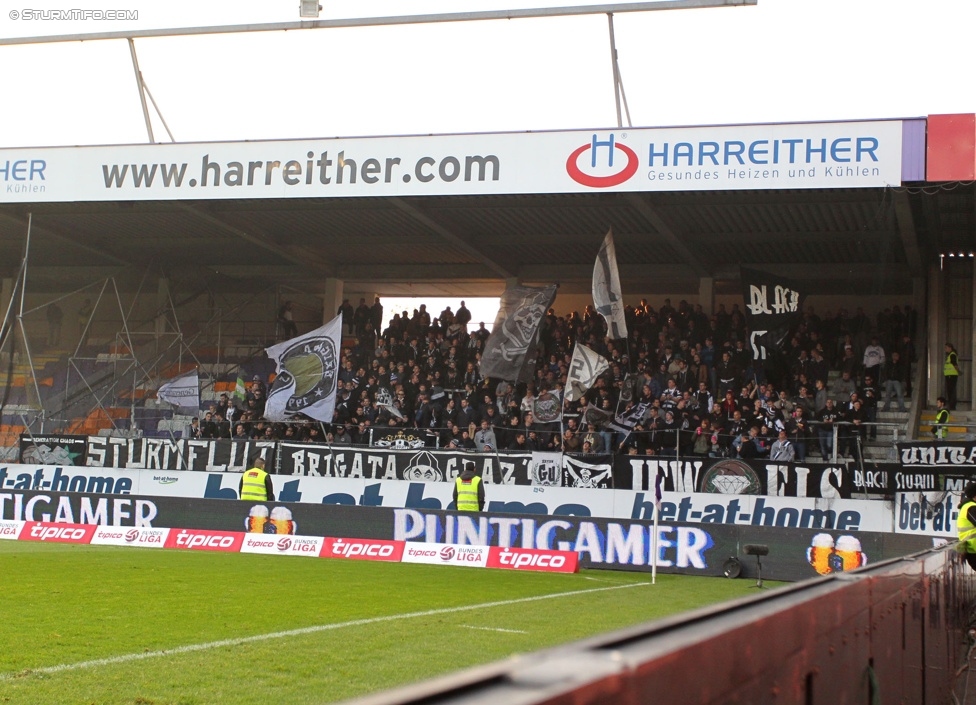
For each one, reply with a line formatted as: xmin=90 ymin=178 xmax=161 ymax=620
xmin=456 ymin=476 xmax=481 ymax=512
xmin=241 ymin=467 xmax=269 ymax=501
xmin=935 ymin=408 xmax=950 ymax=439
xmin=945 ymin=352 xmax=959 ymax=377
xmin=957 ymin=500 xmax=976 ymax=553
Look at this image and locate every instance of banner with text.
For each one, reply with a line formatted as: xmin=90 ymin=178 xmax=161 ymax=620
xmin=0 ymin=120 xmax=907 ymax=205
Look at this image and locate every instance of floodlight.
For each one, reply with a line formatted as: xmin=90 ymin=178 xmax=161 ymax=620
xmin=300 ymin=0 xmax=322 ymax=19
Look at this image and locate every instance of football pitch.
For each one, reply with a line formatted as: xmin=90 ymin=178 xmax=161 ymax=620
xmin=0 ymin=542 xmax=779 ymax=704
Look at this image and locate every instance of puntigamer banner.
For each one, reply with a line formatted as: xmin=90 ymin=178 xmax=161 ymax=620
xmin=0 ymin=464 xmax=896 ymax=533
xmin=0 ymin=120 xmax=907 ymax=203
xmin=0 ymin=488 xmax=934 ymax=581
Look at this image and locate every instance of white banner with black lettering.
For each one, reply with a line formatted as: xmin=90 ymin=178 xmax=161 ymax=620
xmin=0 ymin=464 xmax=895 ymax=533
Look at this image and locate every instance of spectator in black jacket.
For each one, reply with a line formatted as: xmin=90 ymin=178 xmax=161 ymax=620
xmin=883 ymin=351 xmax=909 ymax=412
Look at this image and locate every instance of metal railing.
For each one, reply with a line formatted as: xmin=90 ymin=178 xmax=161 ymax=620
xmin=345 ymin=542 xmax=976 ymax=705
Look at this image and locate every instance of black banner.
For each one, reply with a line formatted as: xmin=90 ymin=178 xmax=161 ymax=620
xmin=897 ymin=441 xmax=976 ymax=468
xmin=84 ymin=436 xmax=276 ymax=472
xmin=562 ymin=454 xmax=614 ymax=489
xmin=0 ymin=489 xmax=934 ymax=582
xmin=19 ymin=434 xmax=88 ymax=465
xmin=740 ymin=267 xmax=805 ymax=364
xmin=612 ymin=455 xmax=906 ymax=499
xmin=277 ymin=442 xmax=533 ymax=485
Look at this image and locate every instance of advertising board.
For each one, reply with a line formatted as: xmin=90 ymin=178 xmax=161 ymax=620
xmin=0 ymin=121 xmax=907 ymax=205
xmin=90 ymin=526 xmax=170 ymax=548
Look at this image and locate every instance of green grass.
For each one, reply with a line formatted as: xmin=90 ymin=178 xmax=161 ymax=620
xmin=0 ymin=542 xmax=778 ymax=704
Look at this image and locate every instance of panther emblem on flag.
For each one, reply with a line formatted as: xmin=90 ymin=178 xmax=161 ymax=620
xmin=266 ymin=337 xmax=338 ymax=419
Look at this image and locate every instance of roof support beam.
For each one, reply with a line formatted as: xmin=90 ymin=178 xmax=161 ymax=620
xmin=0 ymin=1 xmax=755 ymax=45
xmin=177 ymin=204 xmax=334 ymax=278
xmin=388 ymin=198 xmax=515 ymax=279
xmin=624 ymin=193 xmax=711 ymax=277
xmin=894 ymin=191 xmax=924 ymax=276
xmin=0 ymin=211 xmax=131 ymax=267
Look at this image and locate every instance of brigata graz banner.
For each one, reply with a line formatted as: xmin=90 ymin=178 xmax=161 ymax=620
xmin=0 ymin=488 xmax=933 ymax=582
xmin=278 ymin=442 xmax=533 ymax=485
xmin=0 ymin=120 xmax=908 ymax=205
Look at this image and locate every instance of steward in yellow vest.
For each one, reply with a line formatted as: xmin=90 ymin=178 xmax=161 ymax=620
xmin=932 ymin=397 xmax=950 ymax=440
xmin=454 ymin=462 xmax=484 ymax=512
xmin=956 ymin=482 xmax=976 ymax=571
xmin=944 ymin=344 xmax=960 ymax=411
xmin=239 ymin=457 xmax=275 ymax=501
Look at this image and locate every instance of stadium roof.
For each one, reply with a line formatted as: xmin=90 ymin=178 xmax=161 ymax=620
xmin=0 ymin=115 xmax=970 ymax=298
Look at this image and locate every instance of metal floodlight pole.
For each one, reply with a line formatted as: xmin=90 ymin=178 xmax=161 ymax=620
xmin=127 ymin=38 xmax=155 ymax=143
xmin=0 ymin=2 xmax=757 ymax=45
xmin=607 ymin=13 xmax=623 ymax=129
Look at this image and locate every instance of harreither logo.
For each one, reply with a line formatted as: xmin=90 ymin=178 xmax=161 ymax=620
xmin=566 ymin=134 xmax=638 ymax=188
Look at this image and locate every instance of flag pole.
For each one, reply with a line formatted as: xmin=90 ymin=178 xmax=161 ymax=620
xmin=652 ymin=473 xmax=662 ymax=585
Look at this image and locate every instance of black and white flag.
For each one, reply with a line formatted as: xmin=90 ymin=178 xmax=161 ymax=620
xmin=480 ymin=284 xmax=557 ymax=382
xmin=264 ymin=314 xmax=342 ymax=423
xmin=375 ymin=387 xmax=405 ymax=420
xmin=157 ymin=369 xmax=200 ymax=410
xmin=609 ymin=402 xmax=649 ymax=434
xmin=740 ymin=268 xmax=806 ymax=363
xmin=593 ymin=229 xmax=628 ymax=340
xmin=565 ymin=344 xmax=609 ymax=402
xmin=533 ymin=389 xmax=562 ymax=423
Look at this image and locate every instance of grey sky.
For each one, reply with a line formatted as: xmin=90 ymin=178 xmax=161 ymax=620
xmin=0 ymin=0 xmax=972 ymax=148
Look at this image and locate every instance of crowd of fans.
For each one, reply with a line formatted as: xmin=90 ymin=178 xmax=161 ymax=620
xmin=188 ymin=297 xmax=918 ymax=463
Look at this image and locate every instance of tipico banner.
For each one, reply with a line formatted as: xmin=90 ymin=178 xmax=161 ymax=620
xmin=0 ymin=120 xmax=908 ymax=203
xmin=0 ymin=488 xmax=933 ymax=581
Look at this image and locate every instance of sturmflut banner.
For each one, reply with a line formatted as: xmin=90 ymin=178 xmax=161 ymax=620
xmin=0 ymin=120 xmax=909 ymax=204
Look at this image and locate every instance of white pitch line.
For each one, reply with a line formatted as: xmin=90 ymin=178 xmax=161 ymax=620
xmin=460 ymin=625 xmax=528 ymax=634
xmin=1 ymin=582 xmax=648 ymax=680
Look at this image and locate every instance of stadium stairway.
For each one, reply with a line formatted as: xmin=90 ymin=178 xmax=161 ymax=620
xmin=821 ymin=370 xmax=912 ymax=463
xmin=919 ymin=408 xmax=976 ymax=442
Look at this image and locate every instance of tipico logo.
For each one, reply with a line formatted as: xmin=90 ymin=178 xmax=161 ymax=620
xmin=566 ymin=134 xmax=638 ymax=188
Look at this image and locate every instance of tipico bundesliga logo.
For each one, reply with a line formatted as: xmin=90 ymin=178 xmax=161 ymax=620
xmin=566 ymin=133 xmax=638 ymax=188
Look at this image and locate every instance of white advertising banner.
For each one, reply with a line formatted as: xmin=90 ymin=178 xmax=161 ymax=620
xmin=400 ymin=542 xmax=490 ymax=568
xmin=893 ymin=492 xmax=958 ymax=538
xmin=0 ymin=520 xmax=24 ymax=540
xmin=90 ymin=526 xmax=170 ymax=548
xmin=239 ymin=533 xmax=325 ymax=558
xmin=0 ymin=120 xmax=905 ymax=204
xmin=0 ymin=465 xmax=896 ymax=532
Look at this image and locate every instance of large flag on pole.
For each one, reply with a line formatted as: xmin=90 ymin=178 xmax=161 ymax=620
xmin=157 ymin=369 xmax=200 ymax=410
xmin=264 ymin=314 xmax=342 ymax=423
xmin=480 ymin=284 xmax=557 ymax=382
xmin=565 ymin=344 xmax=609 ymax=402
xmin=740 ymin=268 xmax=806 ymax=365
xmin=593 ymin=228 xmax=627 ymax=340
